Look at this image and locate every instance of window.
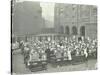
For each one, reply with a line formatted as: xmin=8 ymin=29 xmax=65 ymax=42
xmin=72 ymin=26 xmax=77 ymax=35
xmin=92 ymin=7 xmax=97 ymax=15
xmin=80 ymin=26 xmax=85 ymax=36
xmin=65 ymin=26 xmax=70 ymax=35
xmin=59 ymin=8 xmax=64 ymax=15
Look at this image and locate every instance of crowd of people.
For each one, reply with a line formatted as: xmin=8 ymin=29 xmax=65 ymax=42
xmin=12 ymin=36 xmax=97 ymax=67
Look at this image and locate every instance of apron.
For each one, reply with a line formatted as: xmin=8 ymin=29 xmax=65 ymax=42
xmin=84 ymin=48 xmax=88 ymax=58
xmin=67 ymin=50 xmax=72 ymax=60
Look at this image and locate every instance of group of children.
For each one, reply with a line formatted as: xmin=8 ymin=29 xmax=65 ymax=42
xmin=12 ymin=36 xmax=97 ymax=66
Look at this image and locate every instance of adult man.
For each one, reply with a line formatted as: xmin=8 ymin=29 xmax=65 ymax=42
xmin=24 ymin=45 xmax=30 ymax=65
xmin=63 ymin=47 xmax=68 ymax=60
xmin=45 ymin=46 xmax=51 ymax=62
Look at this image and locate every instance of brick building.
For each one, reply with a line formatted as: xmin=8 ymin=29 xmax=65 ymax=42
xmin=54 ymin=3 xmax=97 ymax=39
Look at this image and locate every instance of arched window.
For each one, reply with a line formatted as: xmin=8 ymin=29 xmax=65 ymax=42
xmin=59 ymin=26 xmax=64 ymax=34
xmin=72 ymin=26 xmax=77 ymax=35
xmin=80 ymin=26 xmax=85 ymax=36
xmin=65 ymin=26 xmax=70 ymax=35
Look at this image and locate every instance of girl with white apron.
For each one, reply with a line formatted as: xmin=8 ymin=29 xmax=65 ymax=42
xmin=67 ymin=48 xmax=72 ymax=60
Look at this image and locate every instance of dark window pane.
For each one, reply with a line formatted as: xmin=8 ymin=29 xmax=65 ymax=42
xmin=65 ymin=26 xmax=70 ymax=35
xmin=72 ymin=26 xmax=77 ymax=35
xmin=80 ymin=26 xmax=85 ymax=36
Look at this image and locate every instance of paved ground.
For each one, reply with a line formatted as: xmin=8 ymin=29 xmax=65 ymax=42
xmin=12 ymin=50 xmax=97 ymax=74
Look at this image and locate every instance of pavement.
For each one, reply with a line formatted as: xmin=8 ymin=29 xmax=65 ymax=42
xmin=12 ymin=50 xmax=97 ymax=74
